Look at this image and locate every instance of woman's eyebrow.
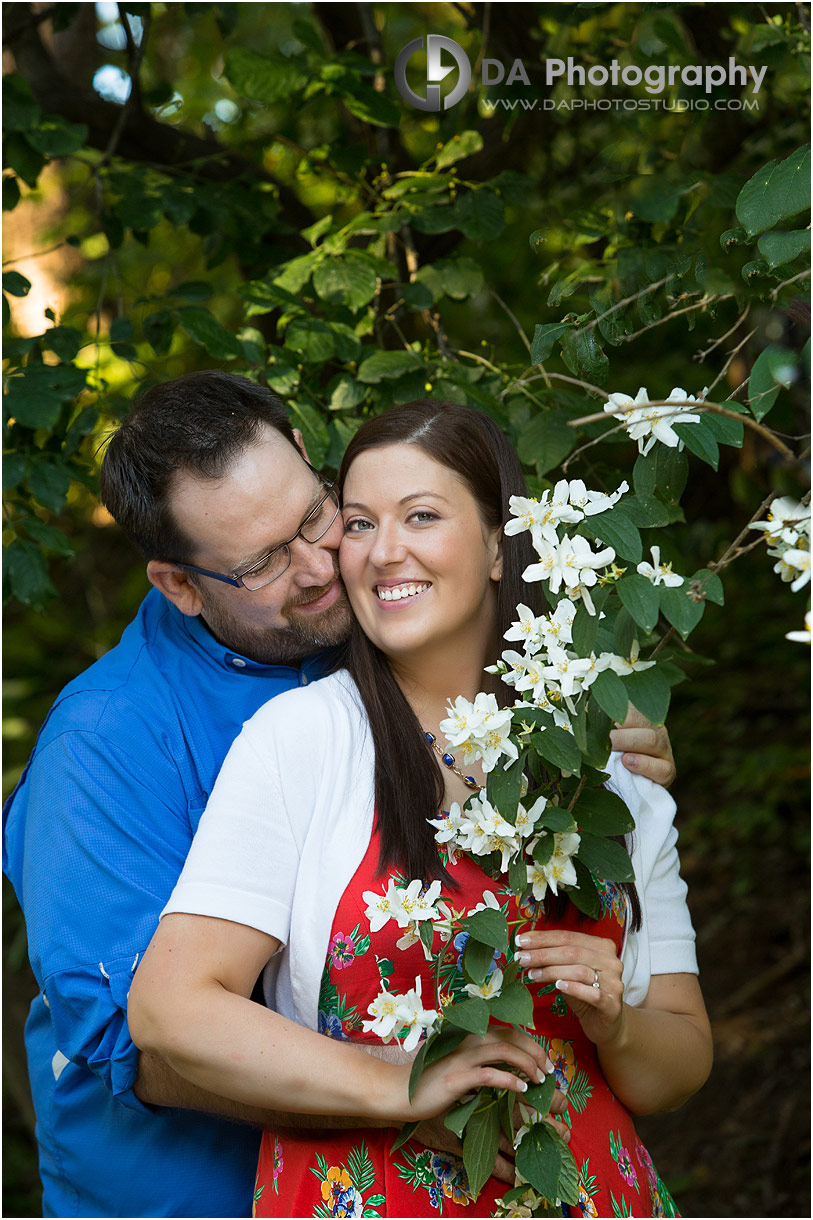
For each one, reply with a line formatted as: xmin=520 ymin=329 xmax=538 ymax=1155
xmin=342 ymin=491 xmax=452 ymax=511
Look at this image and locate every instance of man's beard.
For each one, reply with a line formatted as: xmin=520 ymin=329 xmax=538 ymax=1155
xmin=200 ymin=580 xmax=354 ymax=666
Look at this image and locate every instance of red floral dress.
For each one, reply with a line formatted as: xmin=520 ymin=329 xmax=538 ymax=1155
xmin=254 ymin=829 xmax=679 ymax=1218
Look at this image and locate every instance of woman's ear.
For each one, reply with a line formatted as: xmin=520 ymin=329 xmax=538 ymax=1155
xmin=146 ymin=561 xmax=205 ymax=617
xmin=490 ymin=531 xmax=504 ymax=583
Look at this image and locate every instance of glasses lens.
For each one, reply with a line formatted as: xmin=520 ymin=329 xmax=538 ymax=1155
xmin=299 ymin=488 xmax=340 ymax=543
xmin=241 ymin=545 xmax=290 ymax=591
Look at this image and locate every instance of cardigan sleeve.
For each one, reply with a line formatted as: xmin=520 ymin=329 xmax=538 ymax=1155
xmin=606 ymin=755 xmax=698 ymax=1006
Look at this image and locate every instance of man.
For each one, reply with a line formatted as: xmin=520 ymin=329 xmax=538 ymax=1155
xmin=3 ymin=370 xmax=675 ymax=1218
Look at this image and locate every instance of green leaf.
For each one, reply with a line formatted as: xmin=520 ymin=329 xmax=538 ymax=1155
xmin=560 ymin=327 xmax=609 ymax=387
xmin=622 ymin=664 xmax=672 ymax=723
xmin=518 ymin=409 xmax=575 ymax=476
xmin=177 ymin=307 xmax=243 ymax=360
xmin=617 ymin=574 xmax=660 ymax=633
xmin=444 ymin=1093 xmax=482 ymax=1138
xmin=515 ymin=1119 xmax=579 ymax=1205
xmin=581 ymin=510 xmax=642 ymax=563
xmin=690 ymin=567 xmax=725 ymax=607
xmin=284 ymin=317 xmax=336 ymax=364
xmin=463 ymin=936 xmax=497 ymax=986
xmin=536 ymin=806 xmax=577 ymax=833
xmin=524 ymin=1071 xmax=556 ymax=1116
xmin=702 ymin=407 xmax=745 ymax=449
xmin=287 ymin=399 xmax=330 ymax=468
xmin=757 ymin=229 xmax=810 ymax=270
xmin=4 ymin=539 xmax=56 ymax=608
xmin=508 ymin=852 xmax=528 ymax=897
xmin=571 ymin=604 xmax=599 ymax=655
xmin=444 ymin=997 xmax=490 ymax=1039
xmin=357 ymin=349 xmax=423 ymax=383
xmin=531 ymin=834 xmax=554 ymax=866
xmin=26 ymin=117 xmax=88 ymax=157
xmin=748 ymin=345 xmax=797 ymax=421
xmin=612 ymin=606 xmax=636 ymax=659
xmin=2 ymin=271 xmax=31 ymax=298
xmin=532 ymin=726 xmax=582 ymax=775
xmin=736 ymin=145 xmax=811 ymax=237
xmin=577 ymin=833 xmax=634 ymax=882
xmin=335 ymin=79 xmax=401 ymax=128
xmin=3 ymin=175 xmax=20 ymax=211
xmin=21 ymin=517 xmax=74 ymax=556
xmin=673 ymin=420 xmax=719 ymax=470
xmin=632 ymin=453 xmax=656 ymax=496
xmin=454 ymin=191 xmax=505 ymax=242
xmin=3 ymin=132 xmax=46 ymax=188
xmin=486 ymin=752 xmax=525 ymax=825
xmin=462 ymin=1103 xmax=501 ymax=1199
xmin=573 ymin=787 xmax=635 ymax=836
xmin=3 ymin=74 xmax=40 ymax=131
xmin=436 ymin=257 xmax=484 ymax=301
xmin=143 ymin=311 xmax=174 ymax=357
xmin=462 ymin=908 xmax=508 ymax=954
xmin=407 ymin=1039 xmax=429 ymax=1102
xmin=42 ymin=326 xmax=82 ymax=363
xmin=4 ymin=363 xmax=86 ymax=430
xmin=423 ymin=1025 xmax=468 ymax=1068
xmin=3 ymin=453 xmax=27 ymax=490
xmin=224 ymin=47 xmax=310 ymax=102
xmin=621 ymin=493 xmax=672 ymax=528
xmin=654 ymin=445 xmax=688 ymax=504
xmin=589 ymin=670 xmax=629 ymax=725
xmin=658 ymin=584 xmax=705 ymax=641
xmin=530 ymin=322 xmax=571 ymax=364
xmin=313 ymin=253 xmax=379 ymax=310
xmin=389 ymin=1120 xmax=420 ymax=1153
xmin=570 ymin=858 xmax=601 ymax=920
xmin=435 ymin=130 xmax=483 ymax=170
xmin=629 ymin=177 xmax=682 ymax=224
xmin=27 ymin=460 xmax=71 ymax=513
xmin=487 ymin=981 xmax=534 ymax=1028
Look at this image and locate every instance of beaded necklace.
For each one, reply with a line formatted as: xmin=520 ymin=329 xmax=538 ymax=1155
xmin=423 ymin=731 xmax=481 ymax=791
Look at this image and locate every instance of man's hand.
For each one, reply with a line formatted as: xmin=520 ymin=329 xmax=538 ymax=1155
xmin=609 ymin=704 xmax=675 ymax=788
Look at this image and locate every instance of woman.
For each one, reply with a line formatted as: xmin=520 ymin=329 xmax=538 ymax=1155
xmin=129 ymin=401 xmax=712 ymax=1217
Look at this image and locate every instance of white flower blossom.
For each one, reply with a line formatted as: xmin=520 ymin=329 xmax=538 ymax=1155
xmin=362 ymin=977 xmax=438 ymax=1052
xmin=605 ymin=640 xmax=656 ymax=675
xmin=440 ymin=692 xmax=518 ymax=773
xmin=524 ymin=535 xmax=616 ymax=599
xmin=464 ymin=967 xmax=504 ymax=1001
xmin=567 ymin=478 xmax=629 ymax=517
xmin=526 ymin=830 xmax=581 ymax=898
xmin=750 ymin=497 xmax=811 ymax=549
xmin=637 ymin=544 xmax=684 ymax=588
xmin=786 ymin=611 xmax=812 ymax=644
xmin=503 ymin=603 xmax=545 ymax=654
xmin=605 ymin=385 xmax=704 ymax=457
xmin=362 ymin=985 xmax=403 ymax=1042
xmin=538 ymin=599 xmax=577 ymax=647
xmin=362 ymin=878 xmax=443 ymax=933
xmin=506 ymin=488 xmax=582 ymax=551
xmin=780 ymin=547 xmax=811 ymax=592
xmin=538 ymin=646 xmax=596 ymax=699
xmin=362 ymin=878 xmax=405 ymax=933
xmin=466 ymin=889 xmax=502 ymax=917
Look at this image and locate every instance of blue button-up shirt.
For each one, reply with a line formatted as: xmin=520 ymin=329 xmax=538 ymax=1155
xmin=3 ymin=588 xmax=333 ymax=1218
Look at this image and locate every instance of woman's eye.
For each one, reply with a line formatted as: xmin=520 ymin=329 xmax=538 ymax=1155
xmin=410 ymin=510 xmax=438 ymax=524
xmin=343 ymin=517 xmax=374 ymax=533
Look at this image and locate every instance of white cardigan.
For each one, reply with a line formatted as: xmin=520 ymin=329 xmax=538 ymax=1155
xmin=163 ymin=670 xmax=697 ymax=1024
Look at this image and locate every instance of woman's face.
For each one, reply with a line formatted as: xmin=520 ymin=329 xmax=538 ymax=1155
xmin=339 ymin=443 xmax=503 ymax=666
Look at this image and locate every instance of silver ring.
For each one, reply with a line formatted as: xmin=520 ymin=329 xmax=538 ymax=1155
xmin=591 ymin=968 xmax=600 ymax=990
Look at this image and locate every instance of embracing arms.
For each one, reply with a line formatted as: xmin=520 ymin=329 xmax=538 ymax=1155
xmin=128 ymin=911 xmax=551 ymax=1124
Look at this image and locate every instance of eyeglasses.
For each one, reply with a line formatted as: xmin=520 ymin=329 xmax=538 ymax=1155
xmin=172 ymin=462 xmax=341 ymax=592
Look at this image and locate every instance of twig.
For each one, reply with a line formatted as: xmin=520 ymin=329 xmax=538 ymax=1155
xmin=619 ymin=294 xmax=734 ymax=345
xmin=695 ymin=305 xmax=751 ymax=362
xmin=581 ymin=275 xmax=672 ymax=335
xmin=704 ymin=327 xmax=758 ymax=397
xmin=489 ymin=289 xmax=531 ymax=353
xmin=3 ymin=242 xmax=70 ymax=267
xmin=499 ymin=370 xmax=609 ymax=403
xmin=566 ymin=775 xmax=588 ymax=813
xmin=769 ymin=267 xmax=811 ymax=301
xmin=96 ymin=8 xmax=151 ymax=170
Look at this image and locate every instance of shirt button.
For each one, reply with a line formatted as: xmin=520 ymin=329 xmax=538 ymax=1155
xmin=301 ymin=674 xmax=309 ymax=686
xmin=231 ymin=657 xmax=247 ymax=668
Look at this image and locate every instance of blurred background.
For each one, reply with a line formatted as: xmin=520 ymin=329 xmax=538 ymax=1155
xmin=3 ymin=2 xmax=810 ymax=1216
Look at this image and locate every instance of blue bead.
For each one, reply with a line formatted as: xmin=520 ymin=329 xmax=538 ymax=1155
xmin=425 ymin=732 xmax=436 ymax=744
xmin=464 ymin=776 xmax=478 ymax=789
xmin=442 ymin=753 xmax=455 ymax=768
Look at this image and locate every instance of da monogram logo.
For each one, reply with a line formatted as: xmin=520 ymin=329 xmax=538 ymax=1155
xmin=394 ymin=35 xmax=471 ymax=111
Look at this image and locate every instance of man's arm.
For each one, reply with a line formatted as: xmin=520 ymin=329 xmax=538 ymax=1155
xmin=609 ymin=704 xmax=675 ymax=787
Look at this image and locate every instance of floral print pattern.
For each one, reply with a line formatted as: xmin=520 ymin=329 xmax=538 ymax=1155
xmin=255 ymin=830 xmax=678 ymax=1218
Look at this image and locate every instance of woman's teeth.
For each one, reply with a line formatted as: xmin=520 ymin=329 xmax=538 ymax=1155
xmin=377 ymin=583 xmax=430 ymax=602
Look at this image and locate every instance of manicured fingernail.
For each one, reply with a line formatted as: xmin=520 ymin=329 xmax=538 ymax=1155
xmin=528 ymin=969 xmax=542 ymax=981
xmin=517 ymin=952 xmax=531 ymax=966
xmin=625 ymin=754 xmax=639 ymax=769
xmin=555 ymin=979 xmax=568 ymax=992
xmin=536 ymin=1067 xmax=546 ymax=1083
xmin=519 ymin=1080 xmax=528 ymax=1092
xmin=545 ymin=1059 xmax=554 ymax=1074
xmin=515 ymin=934 xmax=529 ymax=948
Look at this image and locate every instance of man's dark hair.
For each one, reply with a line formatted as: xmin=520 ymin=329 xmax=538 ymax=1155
xmin=99 ymin=371 xmax=297 ymax=562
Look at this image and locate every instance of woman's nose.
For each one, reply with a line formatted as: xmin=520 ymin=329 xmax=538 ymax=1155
xmin=369 ymin=521 xmax=407 ymax=567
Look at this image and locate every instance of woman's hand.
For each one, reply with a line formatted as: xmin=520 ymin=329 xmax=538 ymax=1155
xmin=609 ymin=704 xmax=675 ymax=787
xmin=516 ymin=929 xmax=626 ymax=1048
xmin=404 ymin=1026 xmax=553 ymax=1123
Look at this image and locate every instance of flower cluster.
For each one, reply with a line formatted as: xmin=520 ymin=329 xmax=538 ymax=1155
xmin=749 ymin=496 xmax=811 ymax=644
xmin=604 ymin=386 xmax=706 ymax=456
xmin=363 ymin=976 xmax=439 ymax=1052
xmin=637 ymin=545 xmax=684 ymax=588
xmin=428 ymin=792 xmax=549 ymax=871
xmin=363 ymin=878 xmax=451 ymax=956
xmin=439 ymin=691 xmax=517 ymax=773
